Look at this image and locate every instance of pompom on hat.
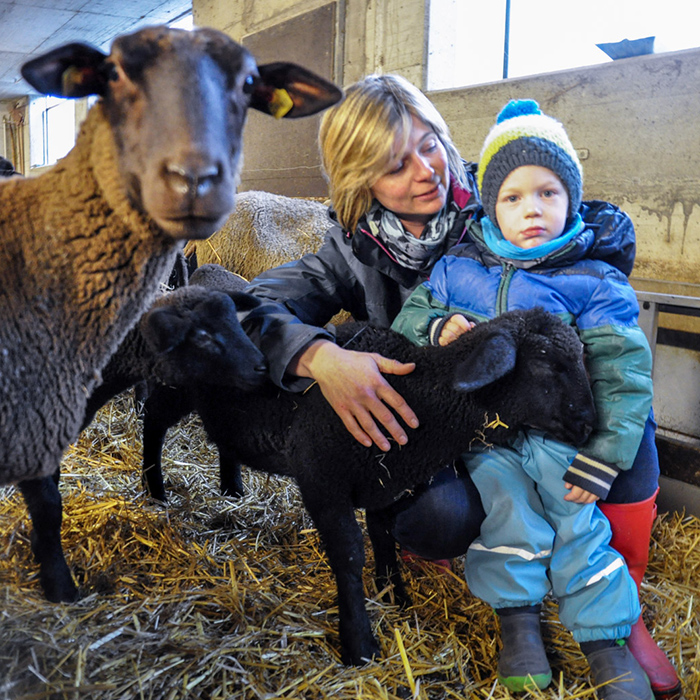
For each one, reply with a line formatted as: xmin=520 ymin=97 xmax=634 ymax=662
xmin=477 ymin=99 xmax=583 ymax=224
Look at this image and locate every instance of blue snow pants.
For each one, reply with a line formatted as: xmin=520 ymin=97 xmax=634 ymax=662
xmin=463 ymin=430 xmax=640 ymax=643
xmin=391 ymin=412 xmax=659 ymax=559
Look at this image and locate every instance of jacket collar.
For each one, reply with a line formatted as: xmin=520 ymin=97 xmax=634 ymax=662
xmin=468 ymin=201 xmax=634 ymax=275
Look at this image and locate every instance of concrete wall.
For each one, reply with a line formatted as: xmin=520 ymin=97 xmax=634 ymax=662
xmin=194 ymin=0 xmax=428 ymax=86
xmin=194 ymin=0 xmax=700 ymax=293
xmin=429 ymin=49 xmax=700 ymax=294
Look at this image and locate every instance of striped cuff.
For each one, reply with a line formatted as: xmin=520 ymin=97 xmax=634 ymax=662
xmin=563 ymin=453 xmax=621 ymax=500
xmin=428 ymin=313 xmax=460 ymax=346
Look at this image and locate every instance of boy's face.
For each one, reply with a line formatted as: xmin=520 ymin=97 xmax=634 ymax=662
xmin=494 ymin=165 xmax=569 ymax=249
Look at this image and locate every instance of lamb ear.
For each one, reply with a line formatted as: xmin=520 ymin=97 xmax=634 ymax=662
xmin=196 ymin=291 xmax=235 ymax=318
xmin=453 ymin=332 xmax=518 ymax=391
xmin=251 ymin=63 xmax=343 ymax=118
xmin=142 ymin=308 xmax=190 ymax=355
xmin=21 ymin=42 xmax=110 ymax=98
xmin=227 ymin=291 xmax=263 ymax=313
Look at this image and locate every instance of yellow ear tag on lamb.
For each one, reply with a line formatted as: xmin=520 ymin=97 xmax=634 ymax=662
xmin=269 ymin=88 xmax=294 ymax=119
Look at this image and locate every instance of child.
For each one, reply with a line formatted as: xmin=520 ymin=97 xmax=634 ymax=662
xmin=392 ymin=100 xmax=655 ymax=699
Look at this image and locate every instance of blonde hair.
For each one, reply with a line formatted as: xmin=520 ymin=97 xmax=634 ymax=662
xmin=319 ymin=74 xmax=466 ymax=233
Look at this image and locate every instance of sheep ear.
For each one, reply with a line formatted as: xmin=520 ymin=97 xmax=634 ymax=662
xmin=453 ymin=332 xmax=517 ymax=392
xmin=21 ymin=42 xmax=110 ymax=98
xmin=251 ymin=63 xmax=343 ymax=118
xmin=227 ymin=291 xmax=263 ymax=313
xmin=142 ymin=307 xmax=190 ymax=355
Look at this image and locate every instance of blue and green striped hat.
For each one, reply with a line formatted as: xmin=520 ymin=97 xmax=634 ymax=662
xmin=477 ymin=99 xmax=583 ymax=223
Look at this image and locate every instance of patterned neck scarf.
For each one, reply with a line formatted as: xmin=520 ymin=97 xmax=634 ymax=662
xmin=365 ymin=186 xmax=463 ymax=272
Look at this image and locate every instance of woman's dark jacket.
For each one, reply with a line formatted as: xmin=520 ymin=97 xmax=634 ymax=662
xmin=241 ymin=169 xmax=479 ymax=390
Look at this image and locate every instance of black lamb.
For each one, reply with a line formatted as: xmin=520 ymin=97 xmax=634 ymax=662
xmin=80 ymin=252 xmax=190 ymax=431
xmin=79 ymin=264 xmax=256 ymax=501
xmin=81 ymin=279 xmax=264 ymax=431
xmin=140 ymin=303 xmax=596 ymax=666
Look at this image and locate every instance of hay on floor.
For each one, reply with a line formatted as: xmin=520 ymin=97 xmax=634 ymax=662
xmin=1 ymin=391 xmax=698 ymax=700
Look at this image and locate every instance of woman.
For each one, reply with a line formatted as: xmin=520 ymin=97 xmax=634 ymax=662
xmin=239 ymin=75 xmax=678 ymax=698
xmin=242 ymin=74 xmax=484 ymax=561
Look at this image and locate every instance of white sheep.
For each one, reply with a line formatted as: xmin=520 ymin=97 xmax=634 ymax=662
xmin=184 ymin=190 xmax=331 ymax=280
xmin=184 ymin=191 xmax=352 ymax=328
xmin=140 ymin=304 xmax=597 ymax=665
xmin=0 ymin=24 xmax=341 ymax=603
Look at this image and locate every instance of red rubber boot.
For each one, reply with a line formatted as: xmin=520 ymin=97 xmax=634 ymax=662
xmin=599 ymin=491 xmax=682 ymax=699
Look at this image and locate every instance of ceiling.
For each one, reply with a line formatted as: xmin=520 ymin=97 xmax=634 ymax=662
xmin=0 ymin=0 xmax=192 ymax=103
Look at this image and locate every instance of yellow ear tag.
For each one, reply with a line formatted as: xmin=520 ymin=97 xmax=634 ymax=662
xmin=270 ymin=88 xmax=294 ymax=119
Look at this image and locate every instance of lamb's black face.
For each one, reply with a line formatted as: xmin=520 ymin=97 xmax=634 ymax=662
xmin=516 ymin=323 xmax=596 ymax=446
xmin=144 ymin=289 xmax=268 ymax=392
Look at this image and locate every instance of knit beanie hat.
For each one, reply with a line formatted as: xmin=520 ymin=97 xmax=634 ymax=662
xmin=477 ymin=99 xmax=583 ymax=224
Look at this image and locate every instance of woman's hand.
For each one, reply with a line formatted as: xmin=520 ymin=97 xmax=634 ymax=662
xmin=438 ymin=314 xmax=475 ymax=346
xmin=291 ymin=339 xmax=419 ymax=452
xmin=563 ymin=482 xmax=599 ymax=504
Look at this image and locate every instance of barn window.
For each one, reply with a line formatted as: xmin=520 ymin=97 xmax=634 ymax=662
xmin=427 ymin=0 xmax=699 ymax=90
xmin=28 ymin=96 xmax=76 ymax=168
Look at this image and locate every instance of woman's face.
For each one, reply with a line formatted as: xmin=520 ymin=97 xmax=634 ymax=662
xmin=370 ymin=115 xmax=450 ymax=238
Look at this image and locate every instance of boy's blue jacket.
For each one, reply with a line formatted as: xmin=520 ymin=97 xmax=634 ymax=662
xmin=391 ymin=202 xmax=653 ymax=499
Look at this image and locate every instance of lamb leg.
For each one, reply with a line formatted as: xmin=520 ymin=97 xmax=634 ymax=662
xmin=365 ymin=508 xmax=411 ymax=607
xmin=217 ymin=443 xmax=245 ymax=498
xmin=141 ymin=385 xmax=191 ymax=502
xmin=302 ymin=495 xmax=380 ymax=665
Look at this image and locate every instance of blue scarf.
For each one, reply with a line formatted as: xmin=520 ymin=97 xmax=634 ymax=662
xmin=481 ymin=214 xmax=584 ymax=262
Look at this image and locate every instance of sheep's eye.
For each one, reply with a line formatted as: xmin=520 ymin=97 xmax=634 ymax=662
xmin=540 ymin=348 xmax=547 ymax=355
xmin=101 ymin=62 xmax=119 ymax=83
xmin=190 ymin=329 xmax=217 ymax=352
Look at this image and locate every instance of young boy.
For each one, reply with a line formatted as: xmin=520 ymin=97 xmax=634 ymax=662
xmin=392 ymin=100 xmax=655 ymax=699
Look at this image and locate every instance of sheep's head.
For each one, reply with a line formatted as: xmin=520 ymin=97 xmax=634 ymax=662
xmin=453 ymin=308 xmax=596 ymax=447
xmin=21 ymin=26 xmax=342 ymax=241
xmin=142 ymin=286 xmax=268 ymax=391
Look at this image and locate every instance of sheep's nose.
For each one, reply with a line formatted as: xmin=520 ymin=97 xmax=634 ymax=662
xmin=163 ymin=161 xmax=223 ymax=198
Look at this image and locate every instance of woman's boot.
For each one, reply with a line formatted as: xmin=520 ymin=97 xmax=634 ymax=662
xmin=598 ymin=492 xmax=681 ymax=699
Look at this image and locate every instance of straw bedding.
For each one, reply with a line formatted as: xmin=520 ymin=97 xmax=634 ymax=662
xmin=1 ymin=391 xmax=698 ymax=699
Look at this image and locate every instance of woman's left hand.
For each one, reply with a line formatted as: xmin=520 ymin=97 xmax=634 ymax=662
xmin=290 ymin=339 xmax=419 ymax=451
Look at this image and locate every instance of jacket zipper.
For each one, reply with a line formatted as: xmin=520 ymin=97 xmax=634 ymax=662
xmin=496 ymin=263 xmax=515 ymax=315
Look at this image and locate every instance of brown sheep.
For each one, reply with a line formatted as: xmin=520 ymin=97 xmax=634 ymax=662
xmin=1 ymin=24 xmax=341 ymax=603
